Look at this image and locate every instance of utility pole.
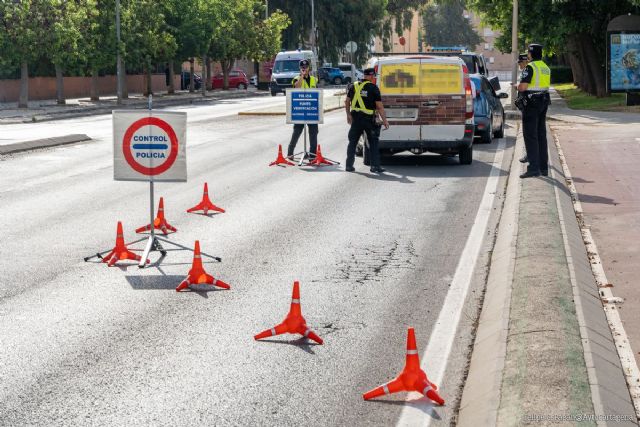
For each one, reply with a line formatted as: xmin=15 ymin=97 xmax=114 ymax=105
xmin=116 ymin=0 xmax=122 ymax=105
xmin=265 ymin=0 xmax=268 ymax=19
xmin=311 ymin=0 xmax=316 ymax=56
xmin=510 ymin=0 xmax=518 ymax=109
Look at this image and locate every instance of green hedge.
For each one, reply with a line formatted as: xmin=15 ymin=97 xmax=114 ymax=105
xmin=550 ymin=66 xmax=573 ymax=84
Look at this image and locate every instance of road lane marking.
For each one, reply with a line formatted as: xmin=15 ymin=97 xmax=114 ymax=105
xmin=396 ymin=138 xmax=506 ymax=426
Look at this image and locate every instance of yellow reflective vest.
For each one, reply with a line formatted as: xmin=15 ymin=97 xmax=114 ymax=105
xmin=350 ymin=81 xmax=374 ymax=115
xmin=292 ymin=75 xmax=317 ymax=88
xmin=528 ymin=60 xmax=550 ymax=91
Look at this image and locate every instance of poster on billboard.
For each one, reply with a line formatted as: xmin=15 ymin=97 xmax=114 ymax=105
xmin=608 ymin=32 xmax=640 ymax=92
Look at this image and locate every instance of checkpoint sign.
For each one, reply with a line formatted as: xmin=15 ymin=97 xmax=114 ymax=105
xmin=113 ymin=110 xmax=187 ymax=182
xmin=286 ymin=89 xmax=324 ymax=124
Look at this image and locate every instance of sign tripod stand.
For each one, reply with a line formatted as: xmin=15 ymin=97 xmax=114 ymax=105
xmin=84 ymin=95 xmax=221 ymax=268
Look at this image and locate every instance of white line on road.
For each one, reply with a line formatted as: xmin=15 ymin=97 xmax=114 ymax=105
xmin=396 ymin=138 xmax=506 ymax=426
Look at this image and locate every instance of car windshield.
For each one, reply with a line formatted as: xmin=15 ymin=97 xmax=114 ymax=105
xmin=273 ymin=60 xmax=300 ymax=73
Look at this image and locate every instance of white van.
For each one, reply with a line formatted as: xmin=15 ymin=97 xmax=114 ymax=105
xmin=270 ymin=50 xmax=318 ymax=96
xmin=359 ymin=55 xmax=475 ymax=164
xmin=337 ymin=63 xmax=357 ymax=83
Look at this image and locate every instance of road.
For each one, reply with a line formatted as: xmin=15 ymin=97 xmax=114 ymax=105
xmin=0 ymin=94 xmax=514 ymax=425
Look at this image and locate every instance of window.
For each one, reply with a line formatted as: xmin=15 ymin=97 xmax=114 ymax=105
xmin=483 ymin=28 xmax=494 ymax=37
xmin=485 ymin=43 xmax=490 ymax=50
xmin=489 ymin=57 xmax=495 ymax=64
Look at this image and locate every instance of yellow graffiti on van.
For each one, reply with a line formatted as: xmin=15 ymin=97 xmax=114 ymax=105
xmin=379 ymin=63 xmax=462 ymax=95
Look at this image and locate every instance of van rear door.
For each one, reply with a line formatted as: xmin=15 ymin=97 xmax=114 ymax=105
xmin=417 ymin=59 xmax=466 ymax=142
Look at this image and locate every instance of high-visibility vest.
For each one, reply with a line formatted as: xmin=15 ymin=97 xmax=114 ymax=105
xmin=528 ymin=60 xmax=550 ymax=91
xmin=292 ymin=75 xmax=317 ymax=88
xmin=350 ymin=81 xmax=374 ymax=115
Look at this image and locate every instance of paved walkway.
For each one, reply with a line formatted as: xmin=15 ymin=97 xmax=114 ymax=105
xmin=460 ymin=90 xmax=638 ymax=426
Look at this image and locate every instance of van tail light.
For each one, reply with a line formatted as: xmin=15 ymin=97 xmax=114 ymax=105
xmin=463 ymin=66 xmax=474 ymax=122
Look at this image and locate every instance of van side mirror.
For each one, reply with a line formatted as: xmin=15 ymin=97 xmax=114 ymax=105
xmin=498 ymin=92 xmax=509 ymax=99
xmin=489 ymin=76 xmax=501 ymax=91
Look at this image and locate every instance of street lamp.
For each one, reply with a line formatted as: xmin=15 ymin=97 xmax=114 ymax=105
xmin=116 ymin=0 xmax=122 ymax=105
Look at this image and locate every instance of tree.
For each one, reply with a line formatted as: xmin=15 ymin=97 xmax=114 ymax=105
xmin=83 ymin=0 xmax=117 ymax=101
xmin=0 ymin=1 xmax=47 ymax=108
xmin=468 ymin=0 xmax=640 ymax=97
xmin=422 ymin=0 xmax=482 ymax=50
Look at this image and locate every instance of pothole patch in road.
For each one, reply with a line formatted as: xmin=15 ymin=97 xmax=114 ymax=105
xmin=317 ymin=240 xmax=417 ymax=286
xmin=317 ymin=320 xmax=367 ymax=336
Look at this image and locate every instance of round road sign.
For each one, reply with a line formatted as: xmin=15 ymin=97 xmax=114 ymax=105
xmin=122 ymin=117 xmax=179 ymax=176
xmin=345 ymin=41 xmax=358 ymax=53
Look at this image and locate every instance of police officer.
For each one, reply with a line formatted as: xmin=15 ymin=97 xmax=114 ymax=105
xmin=345 ymin=68 xmax=389 ymax=173
xmin=516 ymin=53 xmax=529 ymax=164
xmin=517 ymin=43 xmax=551 ymax=178
xmin=287 ymin=59 xmax=318 ymax=159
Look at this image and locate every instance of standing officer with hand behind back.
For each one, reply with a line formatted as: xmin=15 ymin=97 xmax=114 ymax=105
xmin=517 ymin=43 xmax=551 ymax=178
xmin=287 ymin=59 xmax=318 ymax=160
xmin=345 ymin=68 xmax=389 ymax=173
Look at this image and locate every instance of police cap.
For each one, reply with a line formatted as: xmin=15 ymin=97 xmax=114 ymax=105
xmin=299 ymin=59 xmax=310 ymax=68
xmin=518 ymin=53 xmax=528 ymax=62
xmin=528 ymin=43 xmax=543 ymax=59
xmin=363 ymin=68 xmax=375 ymax=76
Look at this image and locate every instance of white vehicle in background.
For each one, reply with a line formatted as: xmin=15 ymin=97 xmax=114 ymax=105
xmin=269 ymin=50 xmax=318 ymax=96
xmin=250 ymin=75 xmax=258 ymax=87
xmin=337 ymin=63 xmax=358 ymax=83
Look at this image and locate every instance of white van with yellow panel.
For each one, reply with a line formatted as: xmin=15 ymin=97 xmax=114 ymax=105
xmin=360 ymin=55 xmax=475 ymax=164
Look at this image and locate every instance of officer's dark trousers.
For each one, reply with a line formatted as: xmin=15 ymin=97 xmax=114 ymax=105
xmin=288 ymin=124 xmax=318 ymax=157
xmin=346 ymin=113 xmax=380 ymax=169
xmin=522 ymin=97 xmax=549 ymax=173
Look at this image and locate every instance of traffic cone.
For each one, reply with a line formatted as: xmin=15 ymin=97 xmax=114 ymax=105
xmin=254 ymin=281 xmax=323 ymax=344
xmin=176 ymin=240 xmax=230 ymax=292
xmin=362 ymin=327 xmax=444 ymax=405
xmin=136 ymin=197 xmax=177 ymax=235
xmin=269 ymin=144 xmax=295 ymax=166
xmin=102 ymin=221 xmax=148 ymax=267
xmin=186 ymin=183 xmax=225 ymax=215
xmin=308 ymin=145 xmax=333 ymax=166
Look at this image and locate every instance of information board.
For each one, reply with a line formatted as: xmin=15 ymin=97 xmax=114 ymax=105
xmin=609 ymin=33 xmax=640 ymax=92
xmin=113 ymin=110 xmax=187 ymax=182
xmin=286 ymin=89 xmax=324 ymax=124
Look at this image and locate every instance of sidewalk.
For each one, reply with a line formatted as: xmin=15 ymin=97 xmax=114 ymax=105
xmin=0 ymin=88 xmax=268 ymax=125
xmin=459 ymin=89 xmax=639 ymax=426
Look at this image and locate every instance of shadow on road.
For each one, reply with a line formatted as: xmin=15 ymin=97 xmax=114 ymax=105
xmin=255 ymin=337 xmax=320 ymax=355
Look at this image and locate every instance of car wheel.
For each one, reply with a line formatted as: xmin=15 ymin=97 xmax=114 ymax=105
xmin=459 ymin=144 xmax=473 ymax=165
xmin=333 ymin=77 xmax=342 ymax=85
xmin=270 ymin=91 xmax=277 ymax=96
xmin=481 ymin=116 xmax=493 ymax=143
xmin=494 ymin=116 xmax=505 ymax=138
xmin=237 ymin=83 xmax=247 ymax=90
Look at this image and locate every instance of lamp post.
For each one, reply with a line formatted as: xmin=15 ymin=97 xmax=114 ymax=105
xmin=510 ymin=0 xmax=518 ymax=109
xmin=116 ymin=0 xmax=122 ymax=105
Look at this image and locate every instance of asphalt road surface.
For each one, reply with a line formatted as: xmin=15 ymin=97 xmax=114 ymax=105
xmin=0 ymin=96 xmax=514 ymax=426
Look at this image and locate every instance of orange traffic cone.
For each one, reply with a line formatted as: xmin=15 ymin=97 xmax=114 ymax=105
xmin=186 ymin=183 xmax=225 ymax=215
xmin=308 ymin=145 xmax=333 ymax=166
xmin=136 ymin=197 xmax=177 ymax=235
xmin=176 ymin=240 xmax=230 ymax=292
xmin=362 ymin=327 xmax=444 ymax=405
xmin=102 ymin=221 xmax=148 ymax=267
xmin=269 ymin=144 xmax=295 ymax=166
xmin=254 ymin=281 xmax=323 ymax=344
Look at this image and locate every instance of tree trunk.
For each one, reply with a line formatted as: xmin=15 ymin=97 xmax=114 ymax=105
xmin=55 ymin=63 xmax=65 ymax=105
xmin=221 ymin=59 xmax=232 ymax=90
xmin=90 ymin=68 xmax=100 ymax=101
xmin=206 ymin=57 xmax=212 ymax=91
xmin=576 ymin=33 xmax=596 ymax=95
xmin=168 ymin=60 xmax=175 ymax=94
xmin=19 ymin=60 xmax=29 ymax=108
xmin=189 ymin=58 xmax=195 ymax=93
xmin=580 ymin=33 xmax=607 ymax=97
xmin=201 ymin=54 xmax=207 ymax=96
xmin=566 ymin=35 xmax=584 ymax=89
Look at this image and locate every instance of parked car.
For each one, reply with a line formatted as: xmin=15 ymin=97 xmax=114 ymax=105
xmin=212 ymin=70 xmax=249 ymax=89
xmin=470 ymin=74 xmax=507 ymax=143
xmin=357 ymin=55 xmax=475 ymax=165
xmin=250 ymin=74 xmax=258 ymax=87
xmin=337 ymin=63 xmax=357 ymax=83
xmin=424 ymin=48 xmax=489 ymax=77
xmin=180 ymin=71 xmax=202 ymax=90
xmin=319 ymin=67 xmax=345 ymax=85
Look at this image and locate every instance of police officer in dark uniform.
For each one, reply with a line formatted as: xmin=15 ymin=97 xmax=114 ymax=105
xmin=287 ymin=59 xmax=318 ymax=159
xmin=517 ymin=43 xmax=551 ymax=178
xmin=344 ymin=68 xmax=389 ymax=173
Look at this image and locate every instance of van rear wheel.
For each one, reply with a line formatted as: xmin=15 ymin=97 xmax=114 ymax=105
xmin=459 ymin=144 xmax=473 ymax=165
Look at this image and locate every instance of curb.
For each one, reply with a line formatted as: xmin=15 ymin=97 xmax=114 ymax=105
xmin=457 ymin=124 xmax=521 ymax=426
xmin=0 ymin=91 xmax=269 ymax=124
xmin=0 ymin=134 xmax=92 ymax=155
